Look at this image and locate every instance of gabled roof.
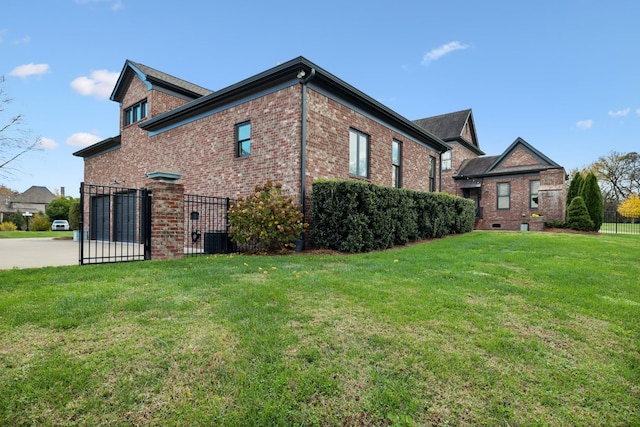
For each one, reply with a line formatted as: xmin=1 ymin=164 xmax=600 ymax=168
xmin=11 ymin=186 xmax=56 ymax=204
xmin=110 ymin=60 xmax=213 ymax=103
xmin=413 ymin=109 xmax=483 ymax=155
xmin=455 ymin=137 xmax=562 ymax=179
xmin=139 ymin=56 xmax=449 ymax=153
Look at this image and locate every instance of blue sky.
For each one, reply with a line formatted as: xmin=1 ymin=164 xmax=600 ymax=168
xmin=2 ymin=0 xmax=639 ymax=198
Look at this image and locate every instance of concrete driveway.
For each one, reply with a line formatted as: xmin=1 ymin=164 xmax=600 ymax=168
xmin=0 ymin=238 xmax=78 ymax=270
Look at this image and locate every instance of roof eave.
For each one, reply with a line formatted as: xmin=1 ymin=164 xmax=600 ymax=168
xmin=140 ymin=56 xmax=449 ymax=152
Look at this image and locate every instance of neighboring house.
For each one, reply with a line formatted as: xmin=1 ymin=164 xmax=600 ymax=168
xmin=73 ymin=56 xmax=449 ymax=220
xmin=1 ymin=186 xmax=57 ymax=223
xmin=415 ymin=109 xmax=566 ymax=230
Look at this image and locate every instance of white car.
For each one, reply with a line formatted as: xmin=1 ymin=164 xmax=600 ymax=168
xmin=51 ymin=220 xmax=70 ymax=231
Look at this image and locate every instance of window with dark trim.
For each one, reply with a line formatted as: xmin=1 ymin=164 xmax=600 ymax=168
xmin=429 ymin=155 xmax=436 ymax=191
xmin=349 ymin=128 xmax=369 ymax=178
xmin=236 ymin=121 xmax=251 ymax=157
xmin=124 ymin=100 xmax=147 ymax=126
xmin=530 ymin=180 xmax=540 ymax=208
xmin=392 ymin=140 xmax=402 ymax=188
xmin=441 ymin=150 xmax=452 ymax=170
xmin=497 ymin=182 xmax=511 ymax=209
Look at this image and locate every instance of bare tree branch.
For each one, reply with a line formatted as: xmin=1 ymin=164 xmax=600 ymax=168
xmin=0 ymin=76 xmax=41 ymax=178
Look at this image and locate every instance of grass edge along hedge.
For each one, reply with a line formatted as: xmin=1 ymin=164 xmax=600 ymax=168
xmin=310 ymin=179 xmax=475 ymax=252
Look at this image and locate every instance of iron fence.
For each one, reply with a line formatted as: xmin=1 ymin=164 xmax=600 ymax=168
xmin=184 ymin=194 xmax=236 ymax=255
xmin=601 ymin=210 xmax=640 ymax=235
xmin=79 ymin=183 xmax=151 ymax=265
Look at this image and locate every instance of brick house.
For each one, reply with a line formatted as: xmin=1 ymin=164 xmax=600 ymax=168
xmin=74 ymin=57 xmax=565 ymax=236
xmin=73 ymin=56 xmax=448 ymax=222
xmin=414 ymin=110 xmax=566 ymax=231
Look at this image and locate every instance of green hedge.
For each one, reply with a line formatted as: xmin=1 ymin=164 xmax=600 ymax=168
xmin=310 ymin=179 xmax=475 ymax=252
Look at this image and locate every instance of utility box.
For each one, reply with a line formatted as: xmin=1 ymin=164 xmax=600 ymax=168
xmin=204 ymin=232 xmax=233 ymax=254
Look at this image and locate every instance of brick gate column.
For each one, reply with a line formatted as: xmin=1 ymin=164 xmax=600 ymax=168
xmin=146 ymin=172 xmax=184 ymax=261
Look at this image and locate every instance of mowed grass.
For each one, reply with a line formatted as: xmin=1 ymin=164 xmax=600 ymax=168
xmin=0 ymin=230 xmax=73 ymax=239
xmin=0 ymin=232 xmax=638 ymax=426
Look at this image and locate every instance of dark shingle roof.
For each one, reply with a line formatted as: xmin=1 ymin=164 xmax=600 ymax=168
xmin=139 ymin=56 xmax=450 ymax=153
xmin=413 ymin=109 xmax=472 ymax=140
xmin=455 ymin=137 xmax=564 ymax=179
xmin=110 ymin=60 xmax=213 ymax=103
xmin=457 ymin=156 xmax=499 ymax=177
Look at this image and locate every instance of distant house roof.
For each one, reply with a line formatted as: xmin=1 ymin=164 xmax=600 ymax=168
xmin=12 ymin=186 xmax=56 ymax=203
xmin=414 ymin=109 xmax=484 ymax=156
xmin=455 ymin=137 xmax=562 ymax=179
xmin=110 ymin=60 xmax=213 ymax=104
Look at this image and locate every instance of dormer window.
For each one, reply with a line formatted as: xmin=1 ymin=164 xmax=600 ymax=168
xmin=124 ymin=100 xmax=148 ymax=126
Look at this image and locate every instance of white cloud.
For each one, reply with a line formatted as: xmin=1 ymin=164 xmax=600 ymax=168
xmin=9 ymin=63 xmax=50 ymax=79
xmin=11 ymin=36 xmax=31 ymax=46
xmin=37 ymin=137 xmax=58 ymax=149
xmin=70 ymin=70 xmax=119 ymax=99
xmin=66 ymin=132 xmax=102 ymax=147
xmin=608 ymin=108 xmax=630 ymax=118
xmin=576 ymin=120 xmax=594 ymax=130
xmin=75 ymin=0 xmax=123 ymax=11
xmin=636 ymin=108 xmax=640 ymax=116
xmin=422 ymin=41 xmax=470 ymax=65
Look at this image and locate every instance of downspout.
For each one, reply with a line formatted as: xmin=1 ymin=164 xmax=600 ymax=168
xmin=439 ymin=150 xmax=443 ymax=192
xmin=299 ymin=68 xmax=316 ymax=225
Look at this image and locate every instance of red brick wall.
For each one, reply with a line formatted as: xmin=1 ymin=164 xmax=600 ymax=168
xmin=148 ymin=182 xmax=184 ymax=260
xmin=498 ymin=147 xmax=539 ymax=169
xmin=84 ymin=83 xmax=303 ymax=199
xmin=441 ymin=142 xmax=479 ymax=194
xmin=472 ymin=168 xmax=566 ymax=231
xmin=306 ymin=89 xmax=439 ymax=197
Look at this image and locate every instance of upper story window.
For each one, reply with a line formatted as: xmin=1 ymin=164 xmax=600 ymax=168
xmin=349 ymin=129 xmax=369 ymax=179
xmin=236 ymin=121 xmax=251 ymax=157
xmin=497 ymin=182 xmax=511 ymax=209
xmin=124 ymin=100 xmax=147 ymax=126
xmin=441 ymin=150 xmax=452 ymax=170
xmin=392 ymin=140 xmax=402 ymax=188
xmin=530 ymin=180 xmax=540 ymax=208
xmin=429 ymin=155 xmax=436 ymax=192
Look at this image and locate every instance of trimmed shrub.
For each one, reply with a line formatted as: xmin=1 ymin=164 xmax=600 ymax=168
xmin=311 ymin=179 xmax=475 ymax=252
xmin=0 ymin=221 xmax=18 ymax=231
xmin=567 ymin=171 xmax=583 ymax=207
xmin=580 ymin=171 xmax=603 ymax=231
xmin=68 ymin=199 xmax=81 ymax=230
xmin=228 ymin=180 xmax=306 ymax=253
xmin=566 ymin=196 xmax=594 ymax=231
xmin=30 ymin=213 xmax=51 ymax=231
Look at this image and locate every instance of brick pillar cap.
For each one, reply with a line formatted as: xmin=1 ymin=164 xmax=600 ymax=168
xmin=145 ymin=171 xmax=182 ymax=183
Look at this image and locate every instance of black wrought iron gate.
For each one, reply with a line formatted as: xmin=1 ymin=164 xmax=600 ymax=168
xmin=79 ymin=183 xmax=151 ymax=265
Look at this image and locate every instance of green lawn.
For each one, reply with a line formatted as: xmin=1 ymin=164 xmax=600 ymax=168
xmin=0 ymin=230 xmax=73 ymax=239
xmin=1 ymin=231 xmax=638 ymax=426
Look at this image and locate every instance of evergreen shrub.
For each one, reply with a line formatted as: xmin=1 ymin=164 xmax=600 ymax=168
xmin=311 ymin=179 xmax=474 ymax=252
xmin=565 ymin=196 xmax=594 ymax=231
